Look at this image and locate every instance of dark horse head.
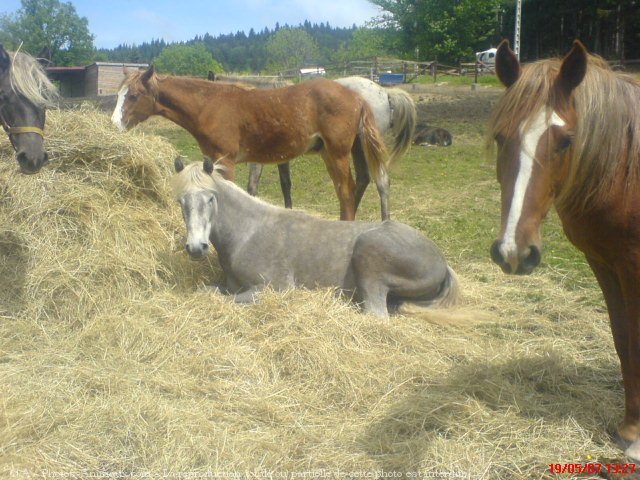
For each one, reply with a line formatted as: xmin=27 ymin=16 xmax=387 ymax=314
xmin=0 ymin=44 xmax=58 ymax=174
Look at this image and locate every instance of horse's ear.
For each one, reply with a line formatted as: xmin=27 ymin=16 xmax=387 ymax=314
xmin=495 ymin=39 xmax=521 ymax=88
xmin=556 ymin=40 xmax=588 ymax=97
xmin=141 ymin=65 xmax=156 ymax=87
xmin=174 ymin=156 xmax=185 ymax=173
xmin=203 ymin=157 xmax=214 ymax=175
xmin=36 ymin=46 xmax=52 ymax=66
xmin=0 ymin=45 xmax=10 ymax=77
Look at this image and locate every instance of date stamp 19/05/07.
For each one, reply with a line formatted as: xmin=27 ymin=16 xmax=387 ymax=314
xmin=549 ymin=463 xmax=636 ymax=475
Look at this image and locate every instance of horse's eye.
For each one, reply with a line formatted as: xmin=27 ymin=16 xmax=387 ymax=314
xmin=127 ymin=93 xmax=138 ymax=101
xmin=494 ymin=133 xmax=505 ymax=147
xmin=558 ymin=135 xmax=572 ymax=152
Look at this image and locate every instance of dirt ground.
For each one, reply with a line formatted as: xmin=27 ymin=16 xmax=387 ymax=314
xmin=401 ymin=82 xmax=503 ymax=129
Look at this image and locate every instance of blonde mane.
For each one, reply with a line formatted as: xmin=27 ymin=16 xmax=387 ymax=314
xmin=8 ymin=51 xmax=58 ymax=107
xmin=171 ymin=162 xmax=222 ymax=199
xmin=488 ymin=53 xmax=640 ymax=212
xmin=125 ymin=70 xmax=253 ymax=98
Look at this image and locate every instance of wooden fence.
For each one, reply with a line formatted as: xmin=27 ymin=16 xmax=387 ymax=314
xmin=263 ymin=56 xmax=639 ymax=85
xmin=270 ymin=57 xmax=495 ymax=84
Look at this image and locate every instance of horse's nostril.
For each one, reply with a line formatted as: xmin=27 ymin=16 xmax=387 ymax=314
xmin=490 ymin=240 xmax=514 ymax=274
xmin=490 ymin=240 xmax=505 ymax=265
xmin=16 ymin=151 xmax=44 ymax=174
xmin=524 ymin=245 xmax=541 ymax=269
xmin=185 ymin=243 xmax=208 ymax=258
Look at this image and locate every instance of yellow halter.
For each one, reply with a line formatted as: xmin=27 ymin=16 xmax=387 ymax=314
xmin=0 ymin=110 xmax=44 ymax=151
xmin=6 ymin=125 xmax=44 ymax=136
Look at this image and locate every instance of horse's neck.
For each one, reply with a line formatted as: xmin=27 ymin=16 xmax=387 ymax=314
xmin=155 ymin=77 xmax=218 ymax=133
xmin=208 ymin=182 xmax=271 ymax=254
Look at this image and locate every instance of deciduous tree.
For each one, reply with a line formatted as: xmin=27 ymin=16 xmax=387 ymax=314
xmin=369 ymin=0 xmax=505 ymax=63
xmin=265 ymin=28 xmax=320 ymax=71
xmin=0 ymin=0 xmax=94 ymax=65
xmin=153 ymin=43 xmax=223 ymax=77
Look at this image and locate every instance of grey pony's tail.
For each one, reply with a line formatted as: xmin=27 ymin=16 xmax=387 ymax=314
xmin=398 ymin=266 xmax=460 ymax=314
xmin=386 ymin=88 xmax=417 ymax=163
xmin=398 ymin=268 xmax=497 ymax=327
xmin=357 ymin=100 xmax=389 ymax=182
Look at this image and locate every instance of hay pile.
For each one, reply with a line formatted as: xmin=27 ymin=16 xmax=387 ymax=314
xmin=0 ymin=105 xmax=625 ymax=479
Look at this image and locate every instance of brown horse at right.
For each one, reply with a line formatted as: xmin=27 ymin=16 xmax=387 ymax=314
xmin=111 ymin=67 xmax=390 ymax=220
xmin=489 ymin=40 xmax=640 ymax=460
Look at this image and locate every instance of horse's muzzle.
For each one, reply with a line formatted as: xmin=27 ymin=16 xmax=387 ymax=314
xmin=490 ymin=240 xmax=541 ymax=275
xmin=185 ymin=242 xmax=209 ymax=259
xmin=17 ymin=151 xmax=49 ymax=174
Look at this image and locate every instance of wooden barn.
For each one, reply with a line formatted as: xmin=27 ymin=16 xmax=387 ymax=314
xmin=46 ymin=62 xmax=148 ymax=98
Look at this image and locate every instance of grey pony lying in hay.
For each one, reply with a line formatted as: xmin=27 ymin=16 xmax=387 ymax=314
xmin=172 ymin=157 xmax=459 ymax=318
xmin=413 ymin=125 xmax=453 ymax=146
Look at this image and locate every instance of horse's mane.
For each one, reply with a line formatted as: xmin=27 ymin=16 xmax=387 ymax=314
xmin=9 ymin=50 xmax=58 ymax=107
xmin=214 ymin=74 xmax=291 ymax=89
xmin=126 ymin=70 xmax=254 ymax=96
xmin=488 ymin=53 xmax=640 ymax=212
xmin=171 ymin=162 xmax=222 ymax=199
xmin=171 ymin=161 xmax=281 ymax=213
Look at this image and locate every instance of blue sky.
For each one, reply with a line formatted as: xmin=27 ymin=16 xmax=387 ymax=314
xmin=1 ymin=0 xmax=383 ymax=49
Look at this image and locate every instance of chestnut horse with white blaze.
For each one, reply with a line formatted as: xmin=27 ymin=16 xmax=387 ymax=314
xmin=111 ymin=67 xmax=390 ymax=220
xmin=489 ymin=40 xmax=640 ymax=459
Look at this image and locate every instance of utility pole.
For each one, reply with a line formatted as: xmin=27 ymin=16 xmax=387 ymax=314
xmin=514 ymin=0 xmax=522 ymax=60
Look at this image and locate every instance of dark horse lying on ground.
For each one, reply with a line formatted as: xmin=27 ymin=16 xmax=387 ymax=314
xmin=413 ymin=124 xmax=453 ymax=147
xmin=172 ymin=157 xmax=459 ymax=318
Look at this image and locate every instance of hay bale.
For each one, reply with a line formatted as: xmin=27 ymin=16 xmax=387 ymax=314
xmin=0 ymin=105 xmax=217 ymax=321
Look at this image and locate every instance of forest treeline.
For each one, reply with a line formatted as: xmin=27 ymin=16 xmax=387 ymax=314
xmin=97 ymin=22 xmax=357 ymax=73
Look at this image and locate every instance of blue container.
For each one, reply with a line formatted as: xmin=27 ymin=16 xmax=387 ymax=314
xmin=378 ymin=73 xmax=405 ymax=85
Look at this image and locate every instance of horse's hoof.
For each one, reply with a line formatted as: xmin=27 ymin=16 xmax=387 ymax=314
xmin=611 ymin=429 xmax=634 ymax=451
xmin=626 ymin=439 xmax=640 ymax=463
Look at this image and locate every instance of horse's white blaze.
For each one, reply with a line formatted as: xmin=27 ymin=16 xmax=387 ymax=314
xmin=111 ymin=85 xmax=128 ymax=130
xmin=185 ymin=205 xmax=209 ymax=247
xmin=499 ymin=109 xmax=565 ymax=260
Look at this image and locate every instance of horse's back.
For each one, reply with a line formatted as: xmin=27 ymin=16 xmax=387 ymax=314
xmin=352 ymin=220 xmax=448 ymax=273
xmin=335 ymin=76 xmax=391 ymax=131
xmin=235 ymin=211 xmax=371 ymax=289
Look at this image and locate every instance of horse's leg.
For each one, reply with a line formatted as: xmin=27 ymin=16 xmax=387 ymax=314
xmin=587 ymin=257 xmax=640 ymax=457
xmin=350 ymin=242 xmax=389 ymax=318
xmin=356 ymin=282 xmax=390 ymax=318
xmin=374 ymin=169 xmax=391 ymax=221
xmin=216 ymin=155 xmax=237 ymax=181
xmin=353 ymin=135 xmax=391 ymax=221
xmin=321 ymin=151 xmax=356 ymax=221
xmin=352 ymin=138 xmax=370 ymax=211
xmin=247 ymin=163 xmax=293 ymax=208
xmin=277 ymin=162 xmax=293 ymax=209
xmin=231 ymin=285 xmax=264 ymax=304
xmin=617 ymin=272 xmax=640 ymax=460
xmin=247 ymin=163 xmax=263 ymax=197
